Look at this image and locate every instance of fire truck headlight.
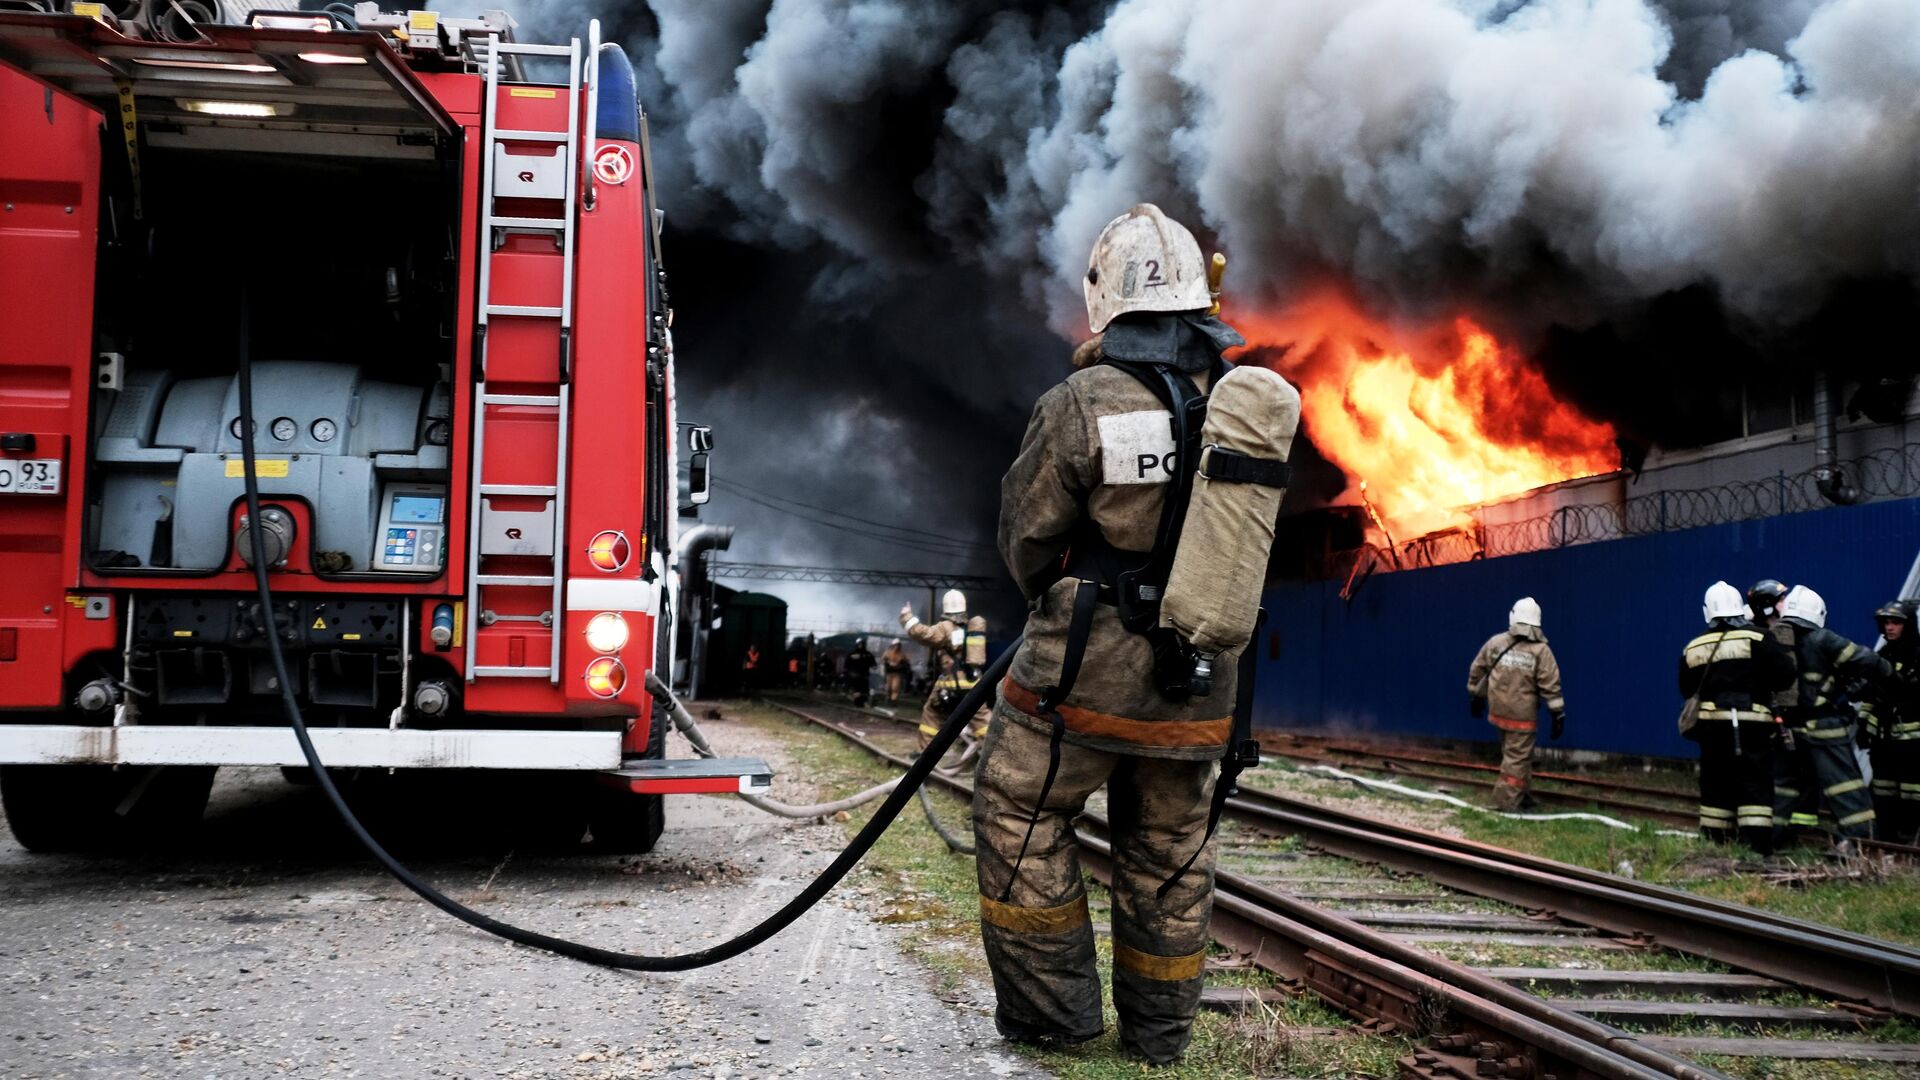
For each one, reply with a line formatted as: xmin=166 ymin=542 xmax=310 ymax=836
xmin=584 ymin=657 xmax=627 ymax=698
xmin=586 ymin=530 xmax=630 ymax=573
xmin=584 ymin=612 xmax=629 ymax=655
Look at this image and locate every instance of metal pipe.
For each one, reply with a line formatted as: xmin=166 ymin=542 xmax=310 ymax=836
xmin=1812 ymin=370 xmax=1862 ymax=505
xmin=675 ymin=524 xmax=733 ymax=698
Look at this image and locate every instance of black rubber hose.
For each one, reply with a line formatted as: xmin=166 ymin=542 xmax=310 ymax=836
xmin=234 ymin=330 xmax=1019 ymax=971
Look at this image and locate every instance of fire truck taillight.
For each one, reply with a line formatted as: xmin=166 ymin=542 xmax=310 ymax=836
xmin=584 ymin=612 xmax=629 ymax=654
xmin=584 ymin=657 xmax=627 ymax=699
xmin=586 ymin=530 xmax=630 ymax=573
xmin=177 ymin=99 xmax=291 ymax=118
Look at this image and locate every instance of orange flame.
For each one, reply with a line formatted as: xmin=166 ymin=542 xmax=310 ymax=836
xmin=1236 ymin=294 xmax=1619 ymax=538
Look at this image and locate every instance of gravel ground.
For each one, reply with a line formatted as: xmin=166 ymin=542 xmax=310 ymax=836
xmin=0 ymin=714 xmax=1040 ymax=1080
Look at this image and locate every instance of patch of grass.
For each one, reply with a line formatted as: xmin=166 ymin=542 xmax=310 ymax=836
xmin=732 ymin=700 xmax=1415 ymax=1079
xmin=1697 ymin=1057 xmax=1920 ymax=1080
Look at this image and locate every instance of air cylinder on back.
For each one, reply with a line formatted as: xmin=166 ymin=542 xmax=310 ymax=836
xmin=1159 ymin=365 xmax=1301 ymax=656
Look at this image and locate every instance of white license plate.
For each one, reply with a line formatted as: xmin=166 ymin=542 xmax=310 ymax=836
xmin=0 ymin=458 xmax=60 ymax=494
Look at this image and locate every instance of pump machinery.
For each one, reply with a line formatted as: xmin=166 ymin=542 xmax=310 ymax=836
xmin=0 ymin=0 xmax=772 ymax=853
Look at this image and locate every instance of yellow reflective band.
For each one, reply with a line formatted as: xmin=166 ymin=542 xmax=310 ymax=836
xmin=1837 ymin=643 xmax=1858 ymax=663
xmin=917 ymin=724 xmax=940 ymax=737
xmin=978 ymin=893 xmax=1090 ymax=936
xmin=1774 ymin=787 xmax=1800 ymax=798
xmin=1698 ymin=806 xmax=1734 ymax=820
xmin=1838 ymin=809 xmax=1877 ymax=826
xmin=1805 ymin=727 xmax=1852 ymax=740
xmin=1113 ymin=942 xmax=1206 ymax=982
xmin=1737 ymin=815 xmax=1772 ymax=828
xmin=1737 ymin=805 xmax=1772 ymax=816
xmin=1790 ymin=813 xmax=1821 ymax=826
xmin=1825 ymin=779 xmax=1866 ymax=796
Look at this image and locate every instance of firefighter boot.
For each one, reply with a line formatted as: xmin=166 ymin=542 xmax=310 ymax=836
xmin=1106 ymin=755 xmax=1219 ymax=1065
xmin=973 ymin=705 xmax=1111 ymax=1046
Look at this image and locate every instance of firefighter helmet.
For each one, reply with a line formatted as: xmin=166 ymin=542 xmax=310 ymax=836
xmin=942 ymin=589 xmax=967 ymax=618
xmin=1509 ymin=596 xmax=1542 ymax=629
xmin=1748 ymin=579 xmax=1788 ymax=618
xmin=1703 ymin=581 xmax=1746 ymax=624
xmin=1876 ymin=599 xmax=1915 ymax=623
xmin=1084 ymin=203 xmax=1212 ymax=333
xmin=1780 ymin=585 xmax=1826 ymax=628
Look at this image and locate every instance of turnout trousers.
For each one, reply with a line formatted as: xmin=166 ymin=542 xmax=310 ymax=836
xmin=1773 ymin=716 xmax=1876 ymax=843
xmin=972 ymin=700 xmax=1218 ymax=1064
xmin=1489 ymin=716 xmax=1535 ymax=810
xmin=1870 ymin=734 xmax=1920 ymax=844
xmin=1693 ymin=717 xmax=1776 ymax=854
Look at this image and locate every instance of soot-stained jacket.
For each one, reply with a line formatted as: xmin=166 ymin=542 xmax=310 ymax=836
xmin=997 ymin=359 xmax=1233 ymax=761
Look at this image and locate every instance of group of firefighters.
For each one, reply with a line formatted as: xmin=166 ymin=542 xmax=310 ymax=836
xmin=1468 ymin=584 xmax=1920 ymax=851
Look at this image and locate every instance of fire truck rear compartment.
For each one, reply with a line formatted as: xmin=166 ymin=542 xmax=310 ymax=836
xmin=137 ymin=596 xmax=402 ymax=710
xmin=88 ymin=142 xmax=459 ymax=577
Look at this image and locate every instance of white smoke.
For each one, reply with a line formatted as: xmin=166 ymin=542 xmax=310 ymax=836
xmin=631 ymin=0 xmax=1920 ymax=333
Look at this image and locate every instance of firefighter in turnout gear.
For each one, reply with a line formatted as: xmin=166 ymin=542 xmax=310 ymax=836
xmin=1680 ymin=582 xmax=1797 ymax=852
xmin=1866 ymin=600 xmax=1920 ymax=843
xmin=1466 ymin=598 xmax=1566 ymax=811
xmin=974 ymin=204 xmax=1300 ymax=1064
xmin=901 ymin=592 xmax=989 ymax=747
xmin=1771 ymin=585 xmax=1892 ymax=847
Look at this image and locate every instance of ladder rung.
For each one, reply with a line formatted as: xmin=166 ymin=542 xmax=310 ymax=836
xmin=476 ymin=574 xmax=554 ymax=587
xmin=470 ymin=665 xmax=555 ymax=678
xmin=485 ymin=305 xmax=564 ymax=318
xmin=490 ymin=215 xmax=566 ymax=231
xmin=491 ymin=128 xmax=568 ymax=143
xmin=495 ymin=43 xmax=574 ymax=57
xmin=481 ymin=394 xmax=560 ymax=406
xmin=481 ymin=484 xmax=557 ymax=496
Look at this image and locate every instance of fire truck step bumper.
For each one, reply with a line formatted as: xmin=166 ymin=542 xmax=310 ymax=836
xmin=605 ymin=757 xmax=775 ymax=796
xmin=0 ymin=726 xmax=618 ymax=770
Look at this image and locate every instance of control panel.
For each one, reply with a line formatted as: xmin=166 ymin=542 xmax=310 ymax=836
xmin=373 ymin=483 xmax=447 ymax=571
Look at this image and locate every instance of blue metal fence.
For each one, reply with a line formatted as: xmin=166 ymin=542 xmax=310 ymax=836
xmin=1253 ymin=497 xmax=1920 ymax=758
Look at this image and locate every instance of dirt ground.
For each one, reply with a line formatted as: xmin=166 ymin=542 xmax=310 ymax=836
xmin=0 ymin=714 xmax=1040 ymax=1080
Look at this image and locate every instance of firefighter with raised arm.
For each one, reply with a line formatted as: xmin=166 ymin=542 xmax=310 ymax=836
xmin=1770 ymin=585 xmax=1891 ymax=851
xmin=1864 ymin=600 xmax=1920 ymax=843
xmin=901 ymin=591 xmax=989 ymax=747
xmin=974 ymin=204 xmax=1299 ymax=1064
xmin=1466 ymin=598 xmax=1565 ymax=810
xmin=1680 ymin=582 xmax=1797 ymax=852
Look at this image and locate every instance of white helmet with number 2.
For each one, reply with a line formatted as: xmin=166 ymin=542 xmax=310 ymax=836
xmin=1084 ymin=203 xmax=1211 ymax=333
xmin=1703 ymin=581 xmax=1746 ymax=624
xmin=942 ymin=589 xmax=967 ymax=618
xmin=1781 ymin=585 xmax=1826 ymax=628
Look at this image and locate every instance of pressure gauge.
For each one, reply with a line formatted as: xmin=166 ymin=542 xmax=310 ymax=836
xmin=229 ymin=418 xmax=254 ymax=439
xmin=271 ymin=417 xmax=297 ymax=442
xmin=310 ymin=418 xmax=338 ymax=443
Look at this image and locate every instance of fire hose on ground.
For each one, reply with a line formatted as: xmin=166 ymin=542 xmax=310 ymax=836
xmin=647 ymin=674 xmax=977 ymax=852
xmin=235 ymin=321 xmax=1016 ymax=972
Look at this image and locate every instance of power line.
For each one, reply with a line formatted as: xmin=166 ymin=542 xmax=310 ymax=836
xmin=708 ymin=559 xmax=1008 ymax=591
xmin=713 ymin=478 xmax=997 ymax=557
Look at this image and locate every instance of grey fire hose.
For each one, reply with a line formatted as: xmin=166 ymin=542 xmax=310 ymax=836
xmin=647 ymin=673 xmax=973 ymax=849
xmin=233 ymin=308 xmax=1018 ymax=971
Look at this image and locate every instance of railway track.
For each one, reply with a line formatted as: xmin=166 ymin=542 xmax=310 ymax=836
xmin=1267 ymin=736 xmax=1920 ymax=861
xmin=759 ymin=694 xmax=1920 ymax=1079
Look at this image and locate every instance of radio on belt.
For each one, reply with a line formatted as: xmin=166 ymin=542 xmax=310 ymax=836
xmin=374 ymin=483 xmax=448 ymax=570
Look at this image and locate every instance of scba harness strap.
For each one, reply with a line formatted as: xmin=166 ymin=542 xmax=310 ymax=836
xmin=1004 ymin=354 xmax=1286 ymax=898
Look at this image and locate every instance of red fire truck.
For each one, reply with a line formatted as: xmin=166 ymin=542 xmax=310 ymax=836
xmin=0 ymin=3 xmax=768 ymax=852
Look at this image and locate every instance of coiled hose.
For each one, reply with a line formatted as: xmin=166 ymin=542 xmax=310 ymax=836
xmin=235 ymin=332 xmax=1017 ymax=971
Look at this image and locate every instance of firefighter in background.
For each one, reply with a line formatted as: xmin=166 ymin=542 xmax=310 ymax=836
xmin=1679 ymin=582 xmax=1796 ymax=852
xmin=1749 ymin=579 xmax=1788 ymax=629
xmin=974 ymin=204 xmax=1298 ymax=1064
xmin=1865 ymin=600 xmax=1920 ymax=843
xmin=742 ymin=644 xmax=761 ymax=690
xmin=844 ymin=637 xmax=877 ymax=707
xmin=1771 ymin=585 xmax=1891 ymax=851
xmin=881 ymin=638 xmax=911 ymax=704
xmin=1466 ymin=597 xmax=1566 ymax=810
xmin=901 ymin=591 xmax=989 ymax=747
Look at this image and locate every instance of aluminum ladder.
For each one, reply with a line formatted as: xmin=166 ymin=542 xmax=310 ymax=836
xmin=465 ymin=33 xmax=583 ymax=684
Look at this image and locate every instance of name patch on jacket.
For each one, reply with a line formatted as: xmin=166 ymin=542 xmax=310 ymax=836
xmin=1097 ymin=410 xmax=1176 ymax=485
